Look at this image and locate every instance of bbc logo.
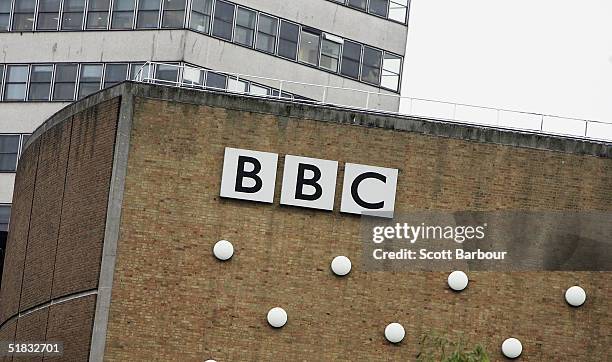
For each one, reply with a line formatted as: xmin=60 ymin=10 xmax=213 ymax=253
xmin=220 ymin=147 xmax=398 ymax=218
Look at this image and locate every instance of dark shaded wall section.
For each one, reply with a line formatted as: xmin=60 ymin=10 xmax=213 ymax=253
xmin=0 ymin=97 xmax=119 ymax=362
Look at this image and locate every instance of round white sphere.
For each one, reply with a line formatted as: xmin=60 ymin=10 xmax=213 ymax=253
xmin=331 ymin=256 xmax=352 ymax=276
xmin=384 ymin=322 xmax=405 ymax=344
xmin=213 ymin=240 xmax=234 ymax=261
xmin=447 ymin=270 xmax=469 ymax=291
xmin=565 ymin=286 xmax=586 ymax=307
xmin=501 ymin=337 xmax=522 ymax=359
xmin=267 ymin=307 xmax=288 ymax=328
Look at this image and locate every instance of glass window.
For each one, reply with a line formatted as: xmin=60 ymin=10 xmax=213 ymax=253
xmin=227 ymin=77 xmax=248 ymax=93
xmin=361 ymin=46 xmax=382 ymax=85
xmin=298 ymin=29 xmax=320 ymax=66
xmin=161 ymin=0 xmax=184 ymax=28
xmin=278 ymin=20 xmax=299 ymax=60
xmin=255 ymin=14 xmax=277 ymax=54
xmin=78 ymin=64 xmax=102 ymax=98
xmin=62 ymin=0 xmax=85 ymax=29
xmin=37 ymin=0 xmax=61 ymax=30
xmin=234 ymin=7 xmax=255 ymax=47
xmin=389 ymin=0 xmax=408 ymax=23
xmin=0 ymin=0 xmax=10 ymax=31
xmin=129 ymin=62 xmax=152 ymax=80
xmin=0 ymin=65 xmax=3 ymax=91
xmin=0 ymin=135 xmax=20 ymax=172
xmin=347 ymin=0 xmax=366 ymax=10
xmin=206 ymin=72 xmax=226 ymax=90
xmin=4 ymin=65 xmax=28 ymax=101
xmin=211 ymin=0 xmax=234 ymax=41
xmin=103 ymin=63 xmax=128 ymax=88
xmin=136 ymin=0 xmax=160 ymax=28
xmin=12 ymin=0 xmax=35 ymax=31
xmin=181 ymin=66 xmax=205 ymax=86
xmin=155 ymin=64 xmax=178 ymax=83
xmin=381 ymin=53 xmax=401 ymax=91
xmin=111 ymin=0 xmax=135 ymax=29
xmin=249 ymin=83 xmax=269 ymax=96
xmin=53 ymin=64 xmax=78 ymax=100
xmin=21 ymin=134 xmax=31 ymax=149
xmin=320 ymin=37 xmax=341 ymax=72
xmin=369 ymin=0 xmax=389 ymax=17
xmin=28 ymin=65 xmax=53 ymax=100
xmin=0 ymin=205 xmax=10 ymax=231
xmin=340 ymin=40 xmax=360 ymax=79
xmin=189 ymin=0 xmax=212 ymax=33
xmin=86 ymin=0 xmax=110 ymax=29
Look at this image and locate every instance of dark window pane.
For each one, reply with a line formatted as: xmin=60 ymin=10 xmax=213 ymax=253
xmin=28 ymin=65 xmax=53 ymax=100
xmin=347 ymin=0 xmax=366 ymax=10
xmin=78 ymin=64 xmax=102 ymax=98
xmin=28 ymin=83 xmax=51 ymax=100
xmin=55 ymin=64 xmax=78 ymax=81
xmin=0 ymin=205 xmax=10 ymax=231
xmin=234 ymin=7 xmax=255 ymax=47
xmin=0 ymin=154 xmax=18 ymax=171
xmin=103 ymin=63 xmax=128 ymax=87
xmin=53 ymin=64 xmax=78 ymax=100
xmin=278 ymin=21 xmax=298 ymax=60
xmin=369 ymin=0 xmax=389 ymax=17
xmin=211 ymin=0 xmax=234 ymax=41
xmin=361 ymin=46 xmax=382 ymax=85
xmin=87 ymin=12 xmax=108 ymax=28
xmin=4 ymin=65 xmax=28 ymax=101
xmin=0 ymin=14 xmax=9 ymax=32
xmin=155 ymin=64 xmax=178 ymax=82
xmin=340 ymin=40 xmax=360 ymax=79
xmin=136 ymin=0 xmax=159 ymax=28
xmin=61 ymin=0 xmax=84 ymax=29
xmin=206 ymin=72 xmax=226 ymax=90
xmin=37 ymin=13 xmax=60 ymax=29
xmin=14 ymin=0 xmax=35 ymax=12
xmin=189 ymin=0 xmax=212 ymax=33
xmin=298 ymin=30 xmax=320 ymax=66
xmin=255 ymin=14 xmax=277 ymax=53
xmin=0 ymin=135 xmax=19 ymax=153
xmin=12 ymin=13 xmax=34 ymax=31
xmin=161 ymin=0 xmax=184 ymax=28
xmin=111 ymin=0 xmax=134 ymax=28
xmin=320 ymin=38 xmax=341 ymax=72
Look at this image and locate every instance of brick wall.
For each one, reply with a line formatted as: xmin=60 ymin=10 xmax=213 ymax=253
xmin=102 ymin=96 xmax=611 ymax=361
xmin=0 ymin=97 xmax=120 ymax=361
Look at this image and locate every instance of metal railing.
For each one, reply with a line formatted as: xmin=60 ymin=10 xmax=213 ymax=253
xmin=134 ymin=62 xmax=612 ymax=142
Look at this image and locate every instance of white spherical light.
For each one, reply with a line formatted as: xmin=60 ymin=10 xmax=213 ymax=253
xmin=565 ymin=286 xmax=586 ymax=307
xmin=447 ymin=271 xmax=469 ymax=291
xmin=267 ymin=307 xmax=287 ymax=328
xmin=501 ymin=337 xmax=522 ymax=359
xmin=213 ymin=240 xmax=234 ymax=261
xmin=331 ymin=256 xmax=352 ymax=276
xmin=384 ymin=322 xmax=405 ymax=344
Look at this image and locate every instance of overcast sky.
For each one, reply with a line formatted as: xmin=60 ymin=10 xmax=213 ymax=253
xmin=400 ymin=0 xmax=612 ymax=139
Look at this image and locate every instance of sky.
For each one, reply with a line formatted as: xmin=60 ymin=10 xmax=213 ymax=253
xmin=399 ymin=0 xmax=612 ymax=140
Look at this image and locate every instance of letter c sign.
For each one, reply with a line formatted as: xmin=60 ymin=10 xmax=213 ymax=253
xmin=220 ymin=147 xmax=398 ymax=218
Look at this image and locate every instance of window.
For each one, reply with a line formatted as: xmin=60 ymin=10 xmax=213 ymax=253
xmin=189 ymin=0 xmax=212 ymax=33
xmin=181 ymin=66 xmax=205 ymax=86
xmin=249 ymin=83 xmax=270 ymax=96
xmin=103 ymin=63 xmax=128 ymax=88
xmin=320 ymin=35 xmax=342 ymax=72
xmin=52 ymin=64 xmax=78 ymax=100
xmin=37 ymin=0 xmax=61 ymax=30
xmin=129 ymin=63 xmax=152 ymax=80
xmin=28 ymin=65 xmax=53 ymax=100
xmin=211 ymin=0 xmax=234 ymax=41
xmin=161 ymin=0 xmax=184 ymax=28
xmin=4 ymin=65 xmax=28 ymax=101
xmin=111 ymin=0 xmax=135 ymax=29
xmin=347 ymin=0 xmax=366 ymax=10
xmin=369 ymin=0 xmax=389 ymax=17
xmin=255 ymin=14 xmax=277 ymax=54
xmin=361 ymin=46 xmax=382 ymax=85
xmin=0 ymin=135 xmax=19 ymax=172
xmin=0 ymin=0 xmax=10 ymax=31
xmin=12 ymin=0 xmax=35 ymax=31
xmin=0 ymin=205 xmax=10 ymax=231
xmin=136 ymin=0 xmax=160 ymax=28
xmin=62 ymin=0 xmax=85 ymax=29
xmin=381 ymin=53 xmax=401 ymax=91
xmin=234 ymin=7 xmax=256 ymax=47
xmin=298 ymin=29 xmax=320 ymax=66
xmin=21 ymin=134 xmax=31 ymax=147
xmin=340 ymin=40 xmax=360 ymax=79
xmin=155 ymin=64 xmax=178 ymax=83
xmin=0 ymin=65 xmax=3 ymax=92
xmin=389 ymin=0 xmax=408 ymax=23
xmin=206 ymin=72 xmax=226 ymax=90
xmin=78 ymin=64 xmax=102 ymax=98
xmin=278 ymin=20 xmax=299 ymax=60
xmin=86 ymin=0 xmax=110 ymax=29
xmin=227 ymin=77 xmax=248 ymax=93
